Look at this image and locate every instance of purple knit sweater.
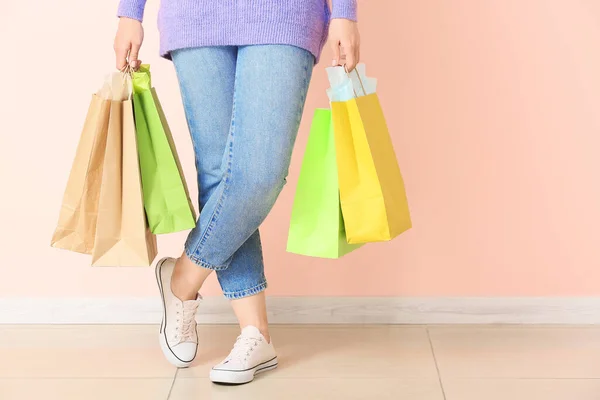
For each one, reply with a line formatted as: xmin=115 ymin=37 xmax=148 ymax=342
xmin=117 ymin=0 xmax=357 ymax=61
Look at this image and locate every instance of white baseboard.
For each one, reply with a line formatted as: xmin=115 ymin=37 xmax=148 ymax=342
xmin=1 ymin=297 xmax=599 ymax=324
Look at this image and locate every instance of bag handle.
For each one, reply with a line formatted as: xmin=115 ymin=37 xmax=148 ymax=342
xmin=97 ymin=71 xmax=132 ymax=101
xmin=120 ymin=65 xmax=135 ymax=100
xmin=344 ymin=65 xmax=367 ymax=98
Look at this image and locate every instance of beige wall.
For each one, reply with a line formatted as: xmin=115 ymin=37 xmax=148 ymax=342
xmin=1 ymin=0 xmax=599 ymax=298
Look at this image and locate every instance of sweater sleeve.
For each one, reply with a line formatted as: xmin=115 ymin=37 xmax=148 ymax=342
xmin=117 ymin=0 xmax=147 ymax=22
xmin=331 ymin=0 xmax=357 ymax=21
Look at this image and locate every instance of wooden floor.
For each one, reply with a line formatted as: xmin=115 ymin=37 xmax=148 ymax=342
xmin=0 ymin=324 xmax=599 ymax=399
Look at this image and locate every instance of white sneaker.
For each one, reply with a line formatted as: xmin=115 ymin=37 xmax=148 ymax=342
xmin=210 ymin=326 xmax=278 ymax=384
xmin=155 ymin=257 xmax=201 ymax=368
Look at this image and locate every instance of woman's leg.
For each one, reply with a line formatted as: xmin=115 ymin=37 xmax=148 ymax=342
xmin=204 ymin=44 xmax=314 ymax=384
xmin=156 ymin=46 xmax=238 ymax=368
xmin=170 ymin=47 xmax=265 ymax=303
xmin=183 ymin=45 xmax=313 ymax=272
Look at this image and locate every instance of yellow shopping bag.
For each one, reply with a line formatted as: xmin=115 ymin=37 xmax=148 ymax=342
xmin=331 ymin=80 xmax=411 ymax=243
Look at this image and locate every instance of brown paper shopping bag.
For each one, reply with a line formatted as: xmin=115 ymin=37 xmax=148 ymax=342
xmin=91 ymin=77 xmax=157 ymax=267
xmin=51 ymin=96 xmax=111 ymax=254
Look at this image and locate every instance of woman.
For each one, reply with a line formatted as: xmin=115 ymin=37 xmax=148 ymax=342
xmin=114 ymin=0 xmax=360 ymax=385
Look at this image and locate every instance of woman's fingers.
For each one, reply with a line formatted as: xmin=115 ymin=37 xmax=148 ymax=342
xmin=343 ymin=42 xmax=358 ymax=72
xmin=114 ymin=18 xmax=144 ymax=71
xmin=331 ymin=40 xmax=341 ymax=67
xmin=128 ymin=42 xmax=141 ymax=70
xmin=327 ymin=19 xmax=360 ymax=71
xmin=114 ymin=42 xmax=130 ymax=71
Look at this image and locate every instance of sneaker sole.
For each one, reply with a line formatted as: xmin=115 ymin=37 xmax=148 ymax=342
xmin=155 ymin=258 xmax=196 ymax=368
xmin=210 ymin=357 xmax=278 ymax=385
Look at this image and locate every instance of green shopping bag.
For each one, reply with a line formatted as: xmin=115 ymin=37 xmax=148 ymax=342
xmin=287 ymin=109 xmax=362 ymax=258
xmin=132 ymin=65 xmax=196 ymax=234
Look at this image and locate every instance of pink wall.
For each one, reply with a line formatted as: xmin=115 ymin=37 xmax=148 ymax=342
xmin=1 ymin=0 xmax=599 ymax=298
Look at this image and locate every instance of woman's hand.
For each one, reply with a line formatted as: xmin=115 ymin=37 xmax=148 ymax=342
xmin=114 ymin=17 xmax=144 ymax=71
xmin=328 ymin=18 xmax=360 ymax=71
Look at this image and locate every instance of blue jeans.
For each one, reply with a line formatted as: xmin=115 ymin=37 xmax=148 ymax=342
xmin=172 ymin=45 xmax=314 ymax=300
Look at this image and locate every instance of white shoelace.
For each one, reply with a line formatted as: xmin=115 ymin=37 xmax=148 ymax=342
xmin=226 ymin=335 xmax=262 ymax=363
xmin=173 ymin=301 xmax=198 ymax=343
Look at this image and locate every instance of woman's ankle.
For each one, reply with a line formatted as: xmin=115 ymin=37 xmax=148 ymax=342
xmin=170 ymin=257 xmax=201 ymax=301
xmin=170 ymin=272 xmax=197 ymax=301
xmin=260 ymin=329 xmax=271 ymax=344
xmin=241 ymin=323 xmax=271 ymax=343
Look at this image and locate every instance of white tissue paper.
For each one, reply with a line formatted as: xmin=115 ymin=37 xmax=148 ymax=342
xmin=326 ymin=63 xmax=377 ymax=102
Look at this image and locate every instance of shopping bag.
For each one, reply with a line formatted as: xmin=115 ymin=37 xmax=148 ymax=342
xmin=287 ymin=109 xmax=362 ymax=258
xmin=329 ymin=64 xmax=412 ymax=243
xmin=132 ymin=65 xmax=196 ymax=234
xmin=91 ymin=73 xmax=157 ymax=267
xmin=51 ymin=91 xmax=111 ymax=254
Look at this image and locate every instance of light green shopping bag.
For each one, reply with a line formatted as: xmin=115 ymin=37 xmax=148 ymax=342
xmin=132 ymin=65 xmax=196 ymax=234
xmin=286 ymin=109 xmax=362 ymax=258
